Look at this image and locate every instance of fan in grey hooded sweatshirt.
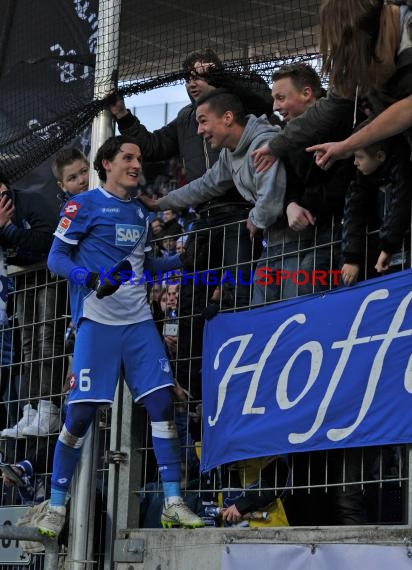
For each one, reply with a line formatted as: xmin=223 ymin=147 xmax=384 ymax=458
xmin=154 ymin=112 xmax=286 ymax=232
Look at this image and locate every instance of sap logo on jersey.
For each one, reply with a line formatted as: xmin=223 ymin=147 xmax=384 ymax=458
xmin=115 ymin=224 xmax=142 ymax=245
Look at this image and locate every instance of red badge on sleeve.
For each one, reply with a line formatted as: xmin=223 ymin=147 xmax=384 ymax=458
xmin=63 ymin=201 xmax=81 ymax=219
xmin=56 ymin=217 xmax=71 ymax=235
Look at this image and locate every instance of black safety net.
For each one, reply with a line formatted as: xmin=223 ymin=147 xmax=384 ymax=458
xmin=0 ymin=0 xmax=320 ymax=183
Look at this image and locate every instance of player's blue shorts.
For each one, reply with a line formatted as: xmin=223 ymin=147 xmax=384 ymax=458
xmin=68 ymin=318 xmax=174 ymax=404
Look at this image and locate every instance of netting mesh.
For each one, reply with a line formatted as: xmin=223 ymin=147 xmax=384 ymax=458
xmin=117 ymin=0 xmax=320 ymax=83
xmin=0 ymin=0 xmax=98 ymax=183
xmin=0 ymin=0 xmax=320 ymax=183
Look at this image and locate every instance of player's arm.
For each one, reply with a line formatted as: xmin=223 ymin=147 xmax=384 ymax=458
xmin=48 ymin=238 xmax=132 ymax=299
xmin=49 ymin=198 xmax=131 ymax=298
xmin=48 ymin=237 xmax=78 ymax=280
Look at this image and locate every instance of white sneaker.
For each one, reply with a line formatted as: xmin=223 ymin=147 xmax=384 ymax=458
xmin=1 ymin=404 xmax=36 ymax=438
xmin=22 ymin=400 xmax=61 ymax=436
xmin=38 ymin=505 xmax=66 ymax=538
xmin=16 ymin=500 xmax=50 ymax=553
xmin=161 ymin=498 xmax=204 ymax=528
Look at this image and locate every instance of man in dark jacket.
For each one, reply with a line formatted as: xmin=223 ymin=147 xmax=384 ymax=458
xmin=0 ymin=175 xmax=66 ymax=439
xmin=252 ymin=63 xmax=357 ymax=304
xmin=256 ymin=64 xmax=372 ymax=526
xmin=271 ymin=64 xmax=354 ymax=234
xmin=110 ymin=49 xmax=272 ymax=400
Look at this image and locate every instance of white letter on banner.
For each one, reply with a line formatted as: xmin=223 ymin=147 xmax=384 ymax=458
xmin=328 ymin=290 xmax=412 ymax=440
xmin=404 ymin=353 xmax=412 ymax=393
xmin=289 ymin=289 xmax=389 ymax=444
xmin=208 ymin=315 xmax=306 ymax=427
xmin=208 ymin=335 xmax=254 ymax=427
xmin=276 ymin=341 xmax=323 ymax=409
xmin=242 ymin=314 xmax=306 ymax=416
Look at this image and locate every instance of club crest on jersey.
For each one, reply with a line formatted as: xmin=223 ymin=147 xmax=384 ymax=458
xmin=63 ymin=201 xmax=81 ymax=219
xmin=159 ymin=358 xmax=170 ymax=374
xmin=56 ymin=216 xmax=71 ymax=235
xmin=115 ymin=224 xmax=143 ymax=245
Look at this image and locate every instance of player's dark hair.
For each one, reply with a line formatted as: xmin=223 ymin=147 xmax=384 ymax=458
xmin=94 ymin=135 xmax=140 ymax=182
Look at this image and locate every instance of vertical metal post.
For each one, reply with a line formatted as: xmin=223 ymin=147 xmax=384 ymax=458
xmin=89 ymin=0 xmax=122 ymax=188
xmin=69 ymin=419 xmax=99 ymax=570
xmin=67 ymin=2 xmax=122 ymax=568
xmin=103 ymin=384 xmax=122 ymax=570
xmin=104 ymin=380 xmax=144 ymax=570
xmin=164 ymin=102 xmax=169 ymax=126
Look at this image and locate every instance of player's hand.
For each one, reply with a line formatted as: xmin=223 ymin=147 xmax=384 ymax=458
xmin=375 ymin=251 xmax=392 ymax=273
xmin=88 ymin=259 xmax=133 ymax=299
xmin=286 ymin=202 xmax=316 ymax=231
xmin=341 ymin=263 xmax=359 ymax=286
xmin=306 ymin=141 xmax=352 ymax=170
xmin=251 ymin=143 xmax=277 ymax=173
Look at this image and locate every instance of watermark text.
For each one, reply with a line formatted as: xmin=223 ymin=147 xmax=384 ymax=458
xmin=68 ymin=266 xmax=342 ymax=287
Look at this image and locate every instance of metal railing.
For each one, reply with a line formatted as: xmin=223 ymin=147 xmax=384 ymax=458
xmin=0 ymin=219 xmax=409 ymax=568
xmin=0 ymin=525 xmax=59 ymax=569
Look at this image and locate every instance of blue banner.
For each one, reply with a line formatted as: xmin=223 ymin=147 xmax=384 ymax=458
xmin=201 ymin=270 xmax=412 ymax=472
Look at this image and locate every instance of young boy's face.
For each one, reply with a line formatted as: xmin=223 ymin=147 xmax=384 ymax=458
xmin=58 ymin=159 xmax=89 ymax=196
xmin=353 ymin=149 xmax=384 ymax=176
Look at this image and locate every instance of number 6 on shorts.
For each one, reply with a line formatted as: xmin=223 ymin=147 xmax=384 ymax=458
xmin=79 ymin=369 xmax=91 ymax=391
